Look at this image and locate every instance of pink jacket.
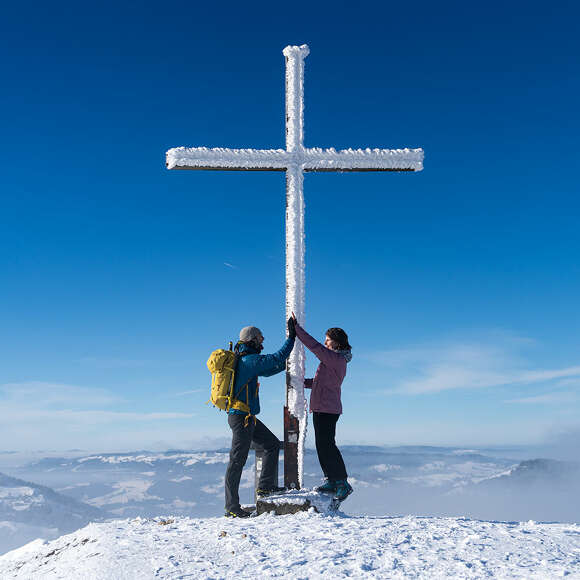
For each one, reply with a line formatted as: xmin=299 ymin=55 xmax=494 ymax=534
xmin=295 ymin=323 xmax=350 ymax=415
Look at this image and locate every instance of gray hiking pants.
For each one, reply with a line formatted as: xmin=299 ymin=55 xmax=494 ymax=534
xmin=225 ymin=414 xmax=280 ymax=511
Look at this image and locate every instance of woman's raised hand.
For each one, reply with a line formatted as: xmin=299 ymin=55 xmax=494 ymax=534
xmin=287 ymin=316 xmax=297 ymax=339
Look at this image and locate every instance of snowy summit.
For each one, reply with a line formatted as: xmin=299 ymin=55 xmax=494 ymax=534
xmin=1 ymin=512 xmax=579 ymax=579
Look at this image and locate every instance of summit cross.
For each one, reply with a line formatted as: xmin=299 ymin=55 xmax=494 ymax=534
xmin=166 ymin=44 xmax=424 ymax=490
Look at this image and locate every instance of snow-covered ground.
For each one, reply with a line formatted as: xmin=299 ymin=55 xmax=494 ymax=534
xmin=1 ymin=512 xmax=579 ymax=579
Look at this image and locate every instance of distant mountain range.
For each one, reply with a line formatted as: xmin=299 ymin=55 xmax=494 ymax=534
xmin=479 ymin=458 xmax=580 ymax=487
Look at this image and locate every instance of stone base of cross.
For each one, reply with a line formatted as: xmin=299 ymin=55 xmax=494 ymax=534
xmin=166 ymin=44 xmax=423 ymax=490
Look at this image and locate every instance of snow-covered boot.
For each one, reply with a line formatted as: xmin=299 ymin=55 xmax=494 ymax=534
xmin=315 ymin=479 xmax=337 ymax=493
xmin=333 ymin=480 xmax=353 ymax=502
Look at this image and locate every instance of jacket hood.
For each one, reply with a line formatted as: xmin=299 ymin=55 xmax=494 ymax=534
xmin=337 ymin=349 xmax=352 ymax=363
xmin=237 ymin=342 xmax=260 ymax=355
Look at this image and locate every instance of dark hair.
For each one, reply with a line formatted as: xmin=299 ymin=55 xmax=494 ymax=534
xmin=326 ymin=328 xmax=351 ymax=350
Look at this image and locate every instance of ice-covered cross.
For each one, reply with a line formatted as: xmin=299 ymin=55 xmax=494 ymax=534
xmin=166 ymin=44 xmax=423 ymax=490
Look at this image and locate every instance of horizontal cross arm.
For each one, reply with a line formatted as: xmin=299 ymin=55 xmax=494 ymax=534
xmin=166 ymin=147 xmax=291 ymax=171
xmin=166 ymin=146 xmax=424 ymax=172
xmin=303 ymin=147 xmax=423 ymax=172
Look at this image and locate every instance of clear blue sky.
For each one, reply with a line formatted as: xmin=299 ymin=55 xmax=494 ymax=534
xmin=1 ymin=0 xmax=579 ymax=451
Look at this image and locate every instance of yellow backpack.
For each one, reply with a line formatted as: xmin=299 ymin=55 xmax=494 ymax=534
xmin=206 ymin=343 xmax=250 ymax=414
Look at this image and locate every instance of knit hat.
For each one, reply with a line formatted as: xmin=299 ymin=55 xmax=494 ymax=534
xmin=239 ymin=326 xmax=263 ymax=343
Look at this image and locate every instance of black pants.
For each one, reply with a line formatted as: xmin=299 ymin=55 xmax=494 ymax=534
xmin=313 ymin=412 xmax=347 ymax=481
xmin=224 ymin=414 xmax=280 ymax=511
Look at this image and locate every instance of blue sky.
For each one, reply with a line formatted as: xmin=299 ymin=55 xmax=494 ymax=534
xmin=1 ymin=0 xmax=579 ymax=451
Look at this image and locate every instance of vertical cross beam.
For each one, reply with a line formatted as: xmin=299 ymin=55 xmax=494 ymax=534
xmin=283 ymin=45 xmax=309 ymax=489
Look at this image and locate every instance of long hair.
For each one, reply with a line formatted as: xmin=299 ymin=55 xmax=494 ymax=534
xmin=326 ymin=327 xmax=351 ymax=350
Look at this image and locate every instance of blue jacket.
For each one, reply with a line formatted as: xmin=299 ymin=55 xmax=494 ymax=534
xmin=229 ymin=337 xmax=295 ymax=416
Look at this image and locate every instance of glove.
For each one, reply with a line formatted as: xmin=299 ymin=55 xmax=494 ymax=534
xmin=287 ymin=316 xmax=296 ymax=339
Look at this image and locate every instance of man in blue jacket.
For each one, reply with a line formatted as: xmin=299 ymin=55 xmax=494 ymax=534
xmin=224 ymin=319 xmax=296 ymax=518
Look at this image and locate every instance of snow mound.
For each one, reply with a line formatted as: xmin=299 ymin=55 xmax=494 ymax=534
xmin=1 ymin=514 xmax=579 ymax=579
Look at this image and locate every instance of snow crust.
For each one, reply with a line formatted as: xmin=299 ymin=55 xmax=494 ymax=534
xmin=258 ymin=489 xmax=335 ymax=512
xmin=2 ymin=514 xmax=579 ymax=579
xmin=283 ymin=44 xmax=309 ymax=152
xmin=166 ymin=146 xmax=424 ymax=171
xmin=166 ymin=147 xmax=289 ymax=170
xmin=286 ymin=163 xmax=307 ymax=485
xmin=303 ymin=147 xmax=423 ymax=170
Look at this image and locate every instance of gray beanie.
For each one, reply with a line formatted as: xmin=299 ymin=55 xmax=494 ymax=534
xmin=239 ymin=326 xmax=263 ymax=343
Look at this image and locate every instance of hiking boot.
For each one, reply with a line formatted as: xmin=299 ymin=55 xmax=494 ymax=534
xmin=256 ymin=486 xmax=287 ymax=498
xmin=333 ymin=480 xmax=353 ymax=502
xmin=314 ymin=479 xmax=337 ymax=493
xmin=224 ymin=507 xmax=252 ymax=518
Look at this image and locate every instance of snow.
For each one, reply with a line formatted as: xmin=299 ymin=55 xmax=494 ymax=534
xmin=166 ymin=146 xmax=423 ymax=171
xmin=0 ymin=487 xmax=34 ymax=500
xmin=75 ymin=452 xmax=229 ymax=466
xmin=258 ymin=488 xmax=336 ymax=512
xmin=169 ymin=476 xmax=191 ymax=483
xmin=303 ymin=147 xmax=423 ymax=170
xmin=372 ymin=464 xmax=402 ymax=472
xmin=283 ymin=45 xmax=309 ymax=488
xmin=0 ymin=522 xmax=59 ymax=558
xmin=286 ymin=162 xmax=307 ymax=486
xmin=283 ymin=44 xmax=309 ymax=152
xmin=88 ymin=480 xmax=161 ymax=508
xmin=166 ymin=147 xmax=289 ymax=170
xmin=1 ymin=513 xmax=579 ymax=579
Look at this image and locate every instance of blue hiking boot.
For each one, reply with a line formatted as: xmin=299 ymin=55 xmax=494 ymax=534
xmin=333 ymin=479 xmax=353 ymax=502
xmin=315 ymin=479 xmax=337 ymax=493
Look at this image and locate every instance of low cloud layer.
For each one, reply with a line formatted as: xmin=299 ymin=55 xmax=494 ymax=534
xmin=0 ymin=382 xmax=195 ymax=451
xmin=367 ymin=335 xmax=580 ymax=396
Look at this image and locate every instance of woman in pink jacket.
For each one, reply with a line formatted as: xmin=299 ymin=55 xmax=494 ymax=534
xmin=291 ymin=314 xmax=353 ymax=502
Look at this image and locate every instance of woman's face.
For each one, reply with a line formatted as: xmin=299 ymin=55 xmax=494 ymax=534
xmin=324 ymin=335 xmax=339 ymax=350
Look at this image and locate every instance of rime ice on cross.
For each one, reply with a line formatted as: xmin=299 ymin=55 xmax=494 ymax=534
xmin=166 ymin=44 xmax=424 ymax=490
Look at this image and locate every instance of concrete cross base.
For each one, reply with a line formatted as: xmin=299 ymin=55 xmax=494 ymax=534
xmin=256 ymin=497 xmax=312 ymax=516
xmin=255 ymin=489 xmax=336 ymax=516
